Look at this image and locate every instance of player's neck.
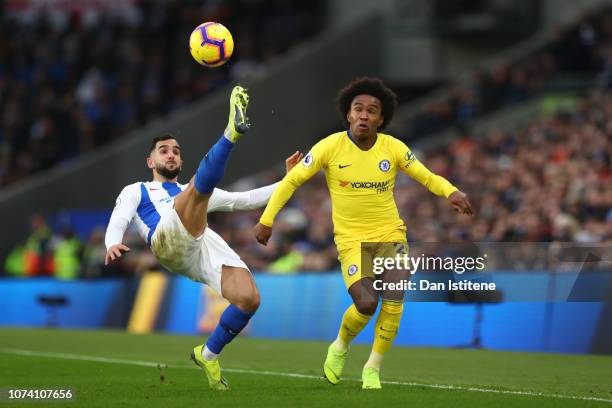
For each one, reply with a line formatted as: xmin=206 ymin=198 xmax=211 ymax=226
xmin=349 ymin=131 xmax=377 ymax=151
xmin=152 ymin=174 xmax=178 ymax=183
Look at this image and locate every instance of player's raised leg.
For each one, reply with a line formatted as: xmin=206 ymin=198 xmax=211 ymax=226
xmin=182 ymin=85 xmax=252 ymax=391
xmin=174 ymin=85 xmax=250 ymax=238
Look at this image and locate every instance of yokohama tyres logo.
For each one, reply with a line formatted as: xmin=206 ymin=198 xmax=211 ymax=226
xmin=339 ymin=179 xmax=391 ymax=193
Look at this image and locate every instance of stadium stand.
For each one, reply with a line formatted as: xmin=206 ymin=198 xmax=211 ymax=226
xmin=398 ymin=6 xmax=612 ymax=141
xmin=0 ymin=1 xmax=324 ymax=187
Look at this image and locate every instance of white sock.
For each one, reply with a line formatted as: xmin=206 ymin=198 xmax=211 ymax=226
xmin=201 ymin=345 xmax=219 ymax=361
xmin=223 ymin=126 xmax=236 ymax=142
xmin=332 ymin=336 xmax=349 ymax=352
xmin=364 ymin=351 xmax=383 ymax=370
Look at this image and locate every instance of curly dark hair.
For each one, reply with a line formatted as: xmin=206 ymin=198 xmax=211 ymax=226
xmin=336 ymin=77 xmax=398 ymax=130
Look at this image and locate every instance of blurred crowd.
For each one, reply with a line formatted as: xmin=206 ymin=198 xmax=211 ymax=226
xmin=0 ymin=0 xmax=324 ymax=187
xmin=4 ymin=91 xmax=610 ymax=278
xmin=398 ymin=7 xmax=612 ymax=140
xmin=405 ymin=93 xmax=611 ymax=244
xmin=3 ymin=212 xmax=158 ymax=279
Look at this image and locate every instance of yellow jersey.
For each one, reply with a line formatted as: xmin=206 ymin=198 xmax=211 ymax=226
xmin=260 ymin=131 xmax=458 ymax=246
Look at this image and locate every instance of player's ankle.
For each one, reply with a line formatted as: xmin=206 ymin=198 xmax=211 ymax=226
xmin=364 ymin=352 xmax=383 ymax=369
xmin=332 ymin=338 xmax=349 ymax=352
xmin=223 ymin=125 xmax=238 ymax=143
xmin=201 ymin=345 xmax=219 ymax=361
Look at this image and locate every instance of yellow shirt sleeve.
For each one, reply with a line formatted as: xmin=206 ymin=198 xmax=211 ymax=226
xmin=260 ymin=138 xmax=330 ymax=227
xmin=394 ymin=139 xmax=458 ymax=198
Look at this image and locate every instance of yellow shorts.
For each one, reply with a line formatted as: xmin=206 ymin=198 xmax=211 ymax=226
xmin=337 ymin=230 xmax=408 ymax=289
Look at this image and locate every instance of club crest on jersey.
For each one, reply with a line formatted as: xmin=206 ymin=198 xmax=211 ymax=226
xmin=303 ymin=152 xmax=313 ymax=167
xmin=379 ymin=159 xmax=391 ymax=172
xmin=348 ymin=264 xmax=359 ymax=276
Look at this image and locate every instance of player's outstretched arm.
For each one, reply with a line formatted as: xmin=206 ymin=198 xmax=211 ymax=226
xmin=256 ymin=139 xmax=329 ymax=245
xmin=400 ymin=150 xmax=474 ymax=216
xmin=252 ymin=149 xmax=301 ymax=245
xmin=253 ymin=154 xmax=308 ymax=245
xmin=206 ymin=151 xmax=305 ymax=213
xmin=104 ymin=183 xmax=139 ymax=264
xmin=397 ymin=143 xmax=472 ymax=213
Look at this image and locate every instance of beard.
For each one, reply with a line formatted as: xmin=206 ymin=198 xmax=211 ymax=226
xmin=156 ymin=162 xmax=181 ymax=179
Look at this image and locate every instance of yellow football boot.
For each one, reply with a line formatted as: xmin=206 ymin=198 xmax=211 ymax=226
xmin=362 ymin=366 xmax=382 ymax=390
xmin=190 ymin=345 xmax=229 ymax=391
xmin=224 ymin=85 xmax=250 ymax=142
xmin=323 ymin=343 xmax=348 ymax=385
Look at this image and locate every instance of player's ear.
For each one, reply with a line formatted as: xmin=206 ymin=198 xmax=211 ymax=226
xmin=377 ymin=116 xmax=384 ymax=128
xmin=146 ymin=156 xmax=154 ymax=169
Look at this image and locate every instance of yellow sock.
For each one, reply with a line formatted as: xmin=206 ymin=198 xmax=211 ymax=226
xmin=333 ymin=304 xmax=373 ymax=352
xmin=365 ymin=301 xmax=403 ymax=369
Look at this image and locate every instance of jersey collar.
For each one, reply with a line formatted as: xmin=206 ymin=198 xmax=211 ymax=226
xmin=346 ymin=129 xmax=378 ymax=151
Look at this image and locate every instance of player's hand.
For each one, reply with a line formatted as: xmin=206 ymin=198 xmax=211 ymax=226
xmin=254 ymin=222 xmax=272 ymax=246
xmin=285 ymin=151 xmax=304 ymax=173
xmin=448 ymin=191 xmax=474 ymax=216
xmin=105 ymin=244 xmax=130 ymax=265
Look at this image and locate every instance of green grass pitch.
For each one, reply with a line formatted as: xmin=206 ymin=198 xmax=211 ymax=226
xmin=0 ymin=328 xmax=611 ymax=407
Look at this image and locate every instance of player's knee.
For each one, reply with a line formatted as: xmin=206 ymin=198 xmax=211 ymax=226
xmin=246 ymin=288 xmax=261 ymax=312
xmin=354 ymin=298 xmax=378 ymax=316
xmin=233 ymin=286 xmax=260 ymax=313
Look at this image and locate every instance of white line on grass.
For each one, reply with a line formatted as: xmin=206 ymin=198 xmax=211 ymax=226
xmin=2 ymin=348 xmax=611 ymax=404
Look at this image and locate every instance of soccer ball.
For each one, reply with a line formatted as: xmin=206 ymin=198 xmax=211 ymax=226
xmin=189 ymin=22 xmax=234 ymax=67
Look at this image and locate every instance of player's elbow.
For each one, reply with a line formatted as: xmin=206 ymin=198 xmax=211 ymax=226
xmin=282 ymin=175 xmax=303 ymax=190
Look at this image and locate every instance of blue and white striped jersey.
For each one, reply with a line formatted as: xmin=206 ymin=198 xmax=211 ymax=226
xmin=104 ymin=180 xmax=278 ymax=249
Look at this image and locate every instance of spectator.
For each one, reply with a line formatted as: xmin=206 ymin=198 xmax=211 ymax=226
xmin=50 ymin=225 xmax=82 ymax=280
xmin=4 ymin=213 xmax=53 ymax=277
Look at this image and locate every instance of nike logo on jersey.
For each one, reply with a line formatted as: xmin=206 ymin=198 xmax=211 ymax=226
xmin=338 ymin=164 xmax=352 ymax=169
